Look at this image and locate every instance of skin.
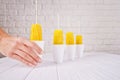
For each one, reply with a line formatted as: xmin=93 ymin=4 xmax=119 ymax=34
xmin=0 ymin=28 xmax=43 ymax=67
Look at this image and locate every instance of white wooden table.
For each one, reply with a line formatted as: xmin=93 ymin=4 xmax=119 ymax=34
xmin=0 ymin=52 xmax=120 ymax=80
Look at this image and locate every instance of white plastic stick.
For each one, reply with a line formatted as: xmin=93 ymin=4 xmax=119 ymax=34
xmin=57 ymin=14 xmax=60 ymax=29
xmin=35 ymin=0 xmax=38 ymax=24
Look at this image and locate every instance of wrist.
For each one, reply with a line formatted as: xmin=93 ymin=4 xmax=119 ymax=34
xmin=0 ymin=36 xmax=2 ymax=42
xmin=0 ymin=34 xmax=11 ymax=42
xmin=0 ymin=28 xmax=11 ymax=40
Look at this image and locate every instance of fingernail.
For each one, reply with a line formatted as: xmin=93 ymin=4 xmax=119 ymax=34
xmin=33 ymin=61 xmax=38 ymax=65
xmin=37 ymin=57 xmax=40 ymax=62
xmin=28 ymin=63 xmax=35 ymax=67
xmin=41 ymin=51 xmax=44 ymax=54
xmin=39 ymin=58 xmax=42 ymax=63
xmin=38 ymin=54 xmax=42 ymax=58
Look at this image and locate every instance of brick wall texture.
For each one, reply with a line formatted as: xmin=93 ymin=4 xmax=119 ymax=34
xmin=0 ymin=0 xmax=120 ymax=54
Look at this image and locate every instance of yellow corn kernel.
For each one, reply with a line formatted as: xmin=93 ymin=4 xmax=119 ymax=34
xmin=76 ymin=35 xmax=83 ymax=44
xmin=53 ymin=29 xmax=64 ymax=44
xmin=30 ymin=24 xmax=42 ymax=41
xmin=66 ymin=32 xmax=74 ymax=45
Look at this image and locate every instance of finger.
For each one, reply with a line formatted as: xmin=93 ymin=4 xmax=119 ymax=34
xmin=15 ymin=49 xmax=38 ymax=65
xmin=18 ymin=44 xmax=41 ymax=62
xmin=12 ymin=54 xmax=35 ymax=67
xmin=31 ymin=42 xmax=43 ymax=54
xmin=19 ymin=38 xmax=42 ymax=54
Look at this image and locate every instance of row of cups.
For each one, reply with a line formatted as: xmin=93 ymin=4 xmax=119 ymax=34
xmin=33 ymin=41 xmax=84 ymax=64
xmin=53 ymin=44 xmax=84 ymax=64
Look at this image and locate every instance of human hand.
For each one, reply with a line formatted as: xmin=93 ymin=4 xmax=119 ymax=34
xmin=0 ymin=36 xmax=43 ymax=67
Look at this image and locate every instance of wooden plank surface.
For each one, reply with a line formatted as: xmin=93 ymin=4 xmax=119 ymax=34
xmin=0 ymin=53 xmax=120 ymax=80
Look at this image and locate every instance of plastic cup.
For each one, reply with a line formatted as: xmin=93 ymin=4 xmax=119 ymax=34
xmin=76 ymin=44 xmax=84 ymax=58
xmin=53 ymin=45 xmax=65 ymax=64
xmin=66 ymin=45 xmax=76 ymax=60
xmin=33 ymin=41 xmax=44 ymax=58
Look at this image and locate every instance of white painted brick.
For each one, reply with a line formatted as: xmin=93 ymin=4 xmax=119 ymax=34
xmin=81 ymin=28 xmax=98 ymax=33
xmin=101 ymin=45 xmax=120 ymax=51
xmin=37 ymin=0 xmax=53 ymax=4
xmin=84 ymin=45 xmax=94 ymax=51
xmin=90 ymin=27 xmax=115 ymax=33
xmin=24 ymin=4 xmax=35 ymax=10
xmin=60 ymin=4 xmax=78 ymax=10
xmin=44 ymin=16 xmax=58 ymax=27
xmin=53 ymin=0 xmax=80 ymax=4
xmin=25 ymin=8 xmax=35 ymax=16
xmin=38 ymin=9 xmax=56 ymax=16
xmin=6 ymin=16 xmax=25 ymax=22
xmin=2 ymin=21 xmax=15 ymax=28
xmin=78 ymin=5 xmax=120 ymax=10
xmin=45 ymin=27 xmax=56 ymax=35
xmin=8 ymin=28 xmax=26 ymax=34
xmin=81 ymin=16 xmax=120 ymax=22
xmin=95 ymin=33 xmax=120 ymax=39
xmin=6 ymin=4 xmax=24 ymax=10
xmin=15 ymin=21 xmax=30 ymax=28
xmin=37 ymin=16 xmax=46 ymax=25
xmin=0 ymin=16 xmax=4 ymax=22
xmin=83 ymin=33 xmax=108 ymax=40
xmin=103 ymin=40 xmax=120 ymax=45
xmin=5 ymin=10 xmax=17 ymax=16
xmin=15 ymin=16 xmax=26 ymax=21
xmin=6 ymin=16 xmax=15 ymax=22
xmin=83 ymin=34 xmax=97 ymax=39
xmin=109 ymin=51 xmax=120 ymax=54
xmin=24 ymin=4 xmax=36 ymax=16
xmin=15 ymin=33 xmax=30 ymax=39
xmin=80 ymin=21 xmax=120 ymax=27
xmin=1 ymin=0 xmax=16 ymax=3
xmin=104 ymin=0 xmax=120 ymax=4
xmin=26 ymin=28 xmax=30 ymax=34
xmin=0 ymin=4 xmax=6 ymax=10
xmin=59 ymin=16 xmax=81 ymax=27
xmin=0 ymin=22 xmax=3 ymax=26
xmin=25 ymin=16 xmax=35 ymax=22
xmin=84 ymin=39 xmax=103 ymax=45
xmin=42 ymin=5 xmax=59 ymax=10
xmin=17 ymin=10 xmax=25 ymax=16
xmin=15 ymin=0 xmax=34 ymax=4
xmin=0 ymin=9 xmax=5 ymax=15
xmin=81 ymin=0 xmax=100 ymax=4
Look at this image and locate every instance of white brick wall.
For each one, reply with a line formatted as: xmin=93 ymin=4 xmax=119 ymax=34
xmin=0 ymin=0 xmax=120 ymax=54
